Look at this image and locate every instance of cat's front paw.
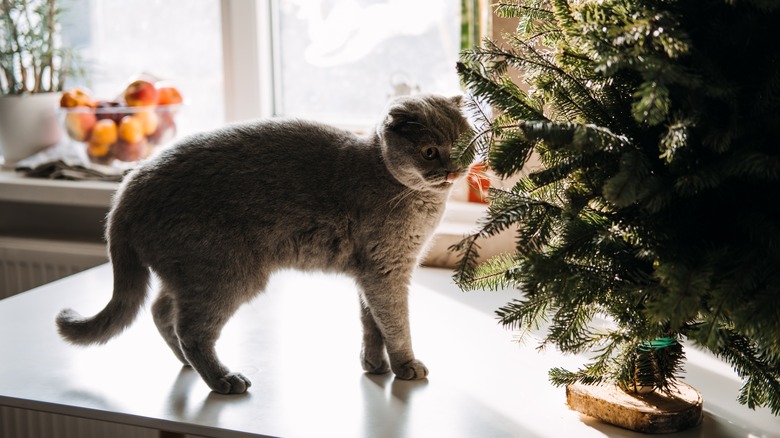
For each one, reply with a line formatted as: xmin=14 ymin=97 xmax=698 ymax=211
xmin=392 ymin=359 xmax=428 ymax=380
xmin=210 ymin=372 xmax=252 ymax=394
xmin=362 ymin=356 xmax=391 ymax=374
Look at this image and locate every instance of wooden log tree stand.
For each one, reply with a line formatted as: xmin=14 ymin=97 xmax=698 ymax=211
xmin=566 ymin=381 xmax=703 ymax=434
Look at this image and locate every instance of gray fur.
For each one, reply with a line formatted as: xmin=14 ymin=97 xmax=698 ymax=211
xmin=55 ymin=94 xmax=470 ymax=394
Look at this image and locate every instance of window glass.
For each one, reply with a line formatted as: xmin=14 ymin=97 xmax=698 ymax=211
xmin=61 ymin=0 xmax=225 ymax=137
xmin=274 ymin=0 xmax=462 ymax=126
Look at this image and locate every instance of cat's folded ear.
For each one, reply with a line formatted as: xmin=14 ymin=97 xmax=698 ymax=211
xmin=385 ymin=106 xmax=425 ymax=135
xmin=450 ymin=95 xmax=465 ymax=107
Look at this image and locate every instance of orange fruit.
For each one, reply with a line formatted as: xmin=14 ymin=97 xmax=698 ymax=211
xmin=87 ymin=139 xmax=111 ymax=157
xmin=91 ymin=119 xmax=118 ymax=145
xmin=118 ymin=115 xmax=144 ymax=144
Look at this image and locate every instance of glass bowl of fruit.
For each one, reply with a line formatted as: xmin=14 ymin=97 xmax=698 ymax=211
xmin=60 ymin=79 xmax=183 ymax=164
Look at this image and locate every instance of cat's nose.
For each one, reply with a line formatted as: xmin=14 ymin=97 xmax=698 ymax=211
xmin=446 ymin=171 xmax=462 ymax=184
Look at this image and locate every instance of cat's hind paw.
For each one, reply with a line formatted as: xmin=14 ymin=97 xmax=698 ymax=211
xmin=393 ymin=359 xmax=428 ymax=380
xmin=211 ymin=372 xmax=252 ymax=394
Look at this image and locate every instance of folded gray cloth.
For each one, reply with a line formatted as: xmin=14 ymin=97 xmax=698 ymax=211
xmin=15 ymin=139 xmax=127 ymax=182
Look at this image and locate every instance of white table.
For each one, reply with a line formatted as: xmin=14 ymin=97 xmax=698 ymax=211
xmin=1 ymin=264 xmax=779 ymax=437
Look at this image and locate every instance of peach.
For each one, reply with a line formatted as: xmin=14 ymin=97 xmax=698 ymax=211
xmin=91 ymin=119 xmax=118 ymax=145
xmin=118 ymin=115 xmax=144 ymax=144
xmin=155 ymin=83 xmax=183 ymax=105
xmin=134 ymin=110 xmax=159 ymax=136
xmin=124 ymin=80 xmax=159 ymax=107
xmin=64 ymin=112 xmax=97 ymax=142
xmin=60 ymin=87 xmax=96 ymax=108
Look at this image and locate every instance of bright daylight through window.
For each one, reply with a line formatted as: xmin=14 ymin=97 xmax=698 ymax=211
xmin=60 ymin=0 xmax=224 ymax=137
xmin=60 ymin=0 xmax=463 ymax=134
xmin=273 ymin=0 xmax=462 ymax=126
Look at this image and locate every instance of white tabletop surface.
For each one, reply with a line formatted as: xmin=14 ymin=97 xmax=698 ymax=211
xmin=1 ymin=264 xmax=779 ymax=437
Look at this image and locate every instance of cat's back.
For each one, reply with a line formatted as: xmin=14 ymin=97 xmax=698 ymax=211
xmin=121 ymin=119 xmax=374 ymax=199
xmin=110 ymin=118 xmax=391 ymax=234
xmin=149 ymin=119 xmax=362 ymax=176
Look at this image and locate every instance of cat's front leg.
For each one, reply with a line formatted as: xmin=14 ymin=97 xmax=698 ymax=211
xmin=356 ymin=275 xmax=428 ymax=380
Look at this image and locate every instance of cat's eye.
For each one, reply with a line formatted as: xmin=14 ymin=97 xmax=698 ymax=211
xmin=420 ymin=146 xmax=439 ymax=161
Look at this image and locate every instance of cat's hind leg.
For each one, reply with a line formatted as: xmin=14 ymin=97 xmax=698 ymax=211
xmin=175 ymin=292 xmax=251 ymax=394
xmin=358 ymin=295 xmax=391 ymax=374
xmin=151 ymin=287 xmax=189 ymax=366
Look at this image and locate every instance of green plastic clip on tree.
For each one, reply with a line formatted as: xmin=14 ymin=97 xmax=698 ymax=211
xmin=454 ymin=0 xmax=780 ymax=432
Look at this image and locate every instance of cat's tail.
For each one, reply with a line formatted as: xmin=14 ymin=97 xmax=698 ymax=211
xmin=56 ymin=235 xmax=149 ymax=345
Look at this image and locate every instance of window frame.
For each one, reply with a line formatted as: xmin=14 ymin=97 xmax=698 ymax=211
xmin=220 ymin=0 xmax=276 ymax=123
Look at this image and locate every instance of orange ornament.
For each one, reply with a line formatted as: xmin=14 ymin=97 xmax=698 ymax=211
xmin=467 ymin=163 xmax=491 ymax=204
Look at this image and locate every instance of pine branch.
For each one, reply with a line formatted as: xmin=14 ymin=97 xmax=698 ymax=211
xmin=494 ymin=0 xmax=552 ymax=20
xmin=711 ymin=330 xmax=780 ymax=414
xmin=545 ymin=299 xmax=596 ymax=353
xmin=458 ymin=253 xmax=522 ymax=292
xmin=451 ymin=234 xmax=482 ymax=287
xmin=453 ymin=189 xmax=563 ymax=287
xmin=519 ymin=120 xmax=632 ymax=153
xmin=495 ymin=294 xmax=551 ymax=335
xmin=502 ymin=33 xmax=617 ymax=127
xmin=645 ymin=262 xmax=711 ymax=330
xmin=549 ymin=334 xmax=624 ymax=386
xmin=452 ymin=125 xmax=479 ymax=168
xmin=632 ymin=80 xmax=670 ymax=126
xmin=602 ymin=151 xmax=653 ymax=207
xmin=457 ymin=61 xmax=547 ymax=122
xmin=488 ymin=130 xmax=537 ymax=177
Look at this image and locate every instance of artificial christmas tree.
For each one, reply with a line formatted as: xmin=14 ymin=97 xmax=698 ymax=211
xmin=454 ymin=0 xmax=780 ymax=430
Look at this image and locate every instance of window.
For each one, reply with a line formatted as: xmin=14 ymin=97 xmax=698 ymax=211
xmin=62 ymin=0 xmax=464 ymax=134
xmin=273 ymin=0 xmax=462 ymax=127
xmin=61 ymin=0 xmax=225 ymax=137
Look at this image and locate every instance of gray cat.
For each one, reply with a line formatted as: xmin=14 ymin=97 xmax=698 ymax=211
xmin=56 ymin=94 xmax=470 ymax=394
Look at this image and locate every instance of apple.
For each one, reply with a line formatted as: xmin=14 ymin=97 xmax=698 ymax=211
xmin=124 ymin=80 xmax=159 ymax=107
xmin=60 ymin=87 xmax=96 ymax=108
xmin=155 ymin=82 xmax=183 ymax=106
xmin=118 ymin=115 xmax=144 ymax=144
xmin=64 ymin=112 xmax=97 ymax=142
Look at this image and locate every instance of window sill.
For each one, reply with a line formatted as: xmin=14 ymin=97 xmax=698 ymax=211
xmin=0 ymin=170 xmax=116 ymax=208
xmin=0 ymin=170 xmax=513 ymax=269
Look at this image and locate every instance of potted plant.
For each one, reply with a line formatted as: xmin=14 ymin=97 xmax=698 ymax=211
xmin=455 ymin=0 xmax=780 ymax=433
xmin=0 ymin=0 xmax=77 ymax=168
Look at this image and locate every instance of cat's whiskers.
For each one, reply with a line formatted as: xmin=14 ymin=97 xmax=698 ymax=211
xmin=387 ymin=186 xmax=420 ymax=212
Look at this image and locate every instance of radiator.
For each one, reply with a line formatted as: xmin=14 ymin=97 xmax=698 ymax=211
xmin=0 ymin=240 xmax=211 ymax=437
xmin=0 ymin=406 xmax=162 ymax=438
xmin=0 ymin=236 xmax=108 ymax=300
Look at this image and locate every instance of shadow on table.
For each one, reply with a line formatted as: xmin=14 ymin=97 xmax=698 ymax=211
xmin=359 ymin=372 xmax=546 ymax=438
xmin=165 ymin=367 xmax=253 ymax=431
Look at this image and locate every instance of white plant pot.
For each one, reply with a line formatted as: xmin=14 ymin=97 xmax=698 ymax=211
xmin=0 ymin=93 xmax=63 ymax=169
